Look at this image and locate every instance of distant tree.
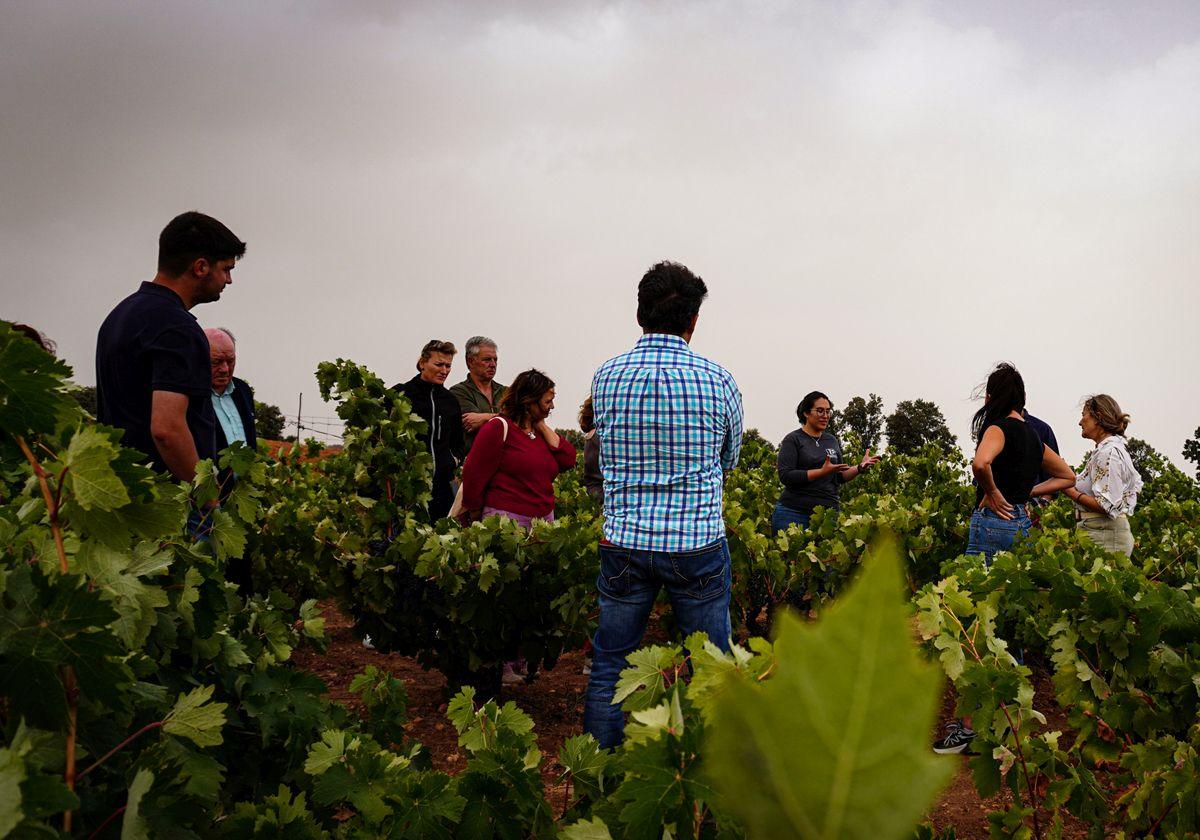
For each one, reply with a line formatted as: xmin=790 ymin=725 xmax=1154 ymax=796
xmin=254 ymin=399 xmax=287 ymax=441
xmin=71 ymin=384 xmax=97 ymax=416
xmin=741 ymin=428 xmax=773 ymax=448
xmin=1185 ymin=426 xmax=1200 ymax=479
xmin=884 ymin=399 xmax=957 ymax=456
xmin=835 ymin=394 xmax=885 ymax=452
xmin=1125 ymin=437 xmax=1170 ymax=484
xmin=555 ymin=428 xmax=586 ymax=452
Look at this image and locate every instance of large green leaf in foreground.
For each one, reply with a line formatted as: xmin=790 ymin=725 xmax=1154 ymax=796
xmin=707 ymin=537 xmax=952 ymax=840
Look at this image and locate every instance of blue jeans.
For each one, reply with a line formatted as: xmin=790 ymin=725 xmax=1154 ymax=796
xmin=771 ymin=503 xmax=811 ymax=535
xmin=583 ymin=538 xmax=732 ymax=749
xmin=187 ymin=505 xmax=215 ymax=542
xmin=966 ymin=505 xmax=1031 ymax=565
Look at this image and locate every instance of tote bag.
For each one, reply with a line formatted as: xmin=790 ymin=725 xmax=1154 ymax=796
xmin=449 ymin=416 xmax=509 ymax=518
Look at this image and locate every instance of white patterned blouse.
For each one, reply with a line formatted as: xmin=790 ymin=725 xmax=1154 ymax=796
xmin=1076 ymin=435 xmax=1143 ymax=517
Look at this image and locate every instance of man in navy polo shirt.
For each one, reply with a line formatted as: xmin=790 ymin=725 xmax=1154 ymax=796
xmin=96 ymin=212 xmax=246 ymax=483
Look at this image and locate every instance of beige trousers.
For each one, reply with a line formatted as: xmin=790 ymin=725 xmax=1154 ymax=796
xmin=1076 ymin=513 xmax=1134 ymax=557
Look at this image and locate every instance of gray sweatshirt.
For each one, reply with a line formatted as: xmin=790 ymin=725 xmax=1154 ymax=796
xmin=777 ymin=429 xmax=845 ymax=513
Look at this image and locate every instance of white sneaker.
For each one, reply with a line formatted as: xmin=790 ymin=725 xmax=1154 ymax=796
xmin=361 ymin=635 xmax=375 ymax=650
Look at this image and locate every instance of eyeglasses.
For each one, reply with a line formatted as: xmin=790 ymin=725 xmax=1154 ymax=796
xmin=810 ymin=408 xmax=832 ymax=416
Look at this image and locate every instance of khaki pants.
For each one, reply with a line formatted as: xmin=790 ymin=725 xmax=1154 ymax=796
xmin=1076 ymin=512 xmax=1134 ymax=557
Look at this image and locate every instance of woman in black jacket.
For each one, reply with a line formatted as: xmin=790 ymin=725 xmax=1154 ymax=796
xmin=393 ymin=339 xmax=465 ymax=521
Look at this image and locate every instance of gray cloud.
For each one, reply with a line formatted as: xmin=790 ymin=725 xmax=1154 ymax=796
xmin=3 ymin=0 xmax=1198 ymax=465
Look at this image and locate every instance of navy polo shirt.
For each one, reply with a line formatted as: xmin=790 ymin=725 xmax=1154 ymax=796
xmin=96 ymin=282 xmax=217 ymax=475
xmin=1024 ymin=412 xmax=1060 ymax=485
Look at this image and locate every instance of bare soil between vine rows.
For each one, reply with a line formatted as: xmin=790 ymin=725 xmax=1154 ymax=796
xmin=291 ymin=601 xmax=1106 ymax=838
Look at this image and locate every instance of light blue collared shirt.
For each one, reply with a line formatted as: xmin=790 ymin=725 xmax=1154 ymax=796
xmin=212 ymin=380 xmax=247 ymax=447
xmin=592 ymin=334 xmax=744 ymax=552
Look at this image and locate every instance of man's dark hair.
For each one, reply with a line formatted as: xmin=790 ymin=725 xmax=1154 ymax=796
xmin=158 ymin=211 xmax=247 ymax=277
xmin=636 ymin=261 xmax=708 ymax=335
xmin=796 ymin=391 xmax=831 ymax=424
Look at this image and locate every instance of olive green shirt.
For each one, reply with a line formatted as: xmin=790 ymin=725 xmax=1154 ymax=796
xmin=449 ymin=377 xmax=508 ymax=453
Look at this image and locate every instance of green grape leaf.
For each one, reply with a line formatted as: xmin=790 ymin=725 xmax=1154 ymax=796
xmin=560 ymin=817 xmax=614 ymax=839
xmin=304 ymin=730 xmax=351 ymax=776
xmin=176 ymin=567 xmax=202 ymax=631
xmin=210 ymin=509 xmax=247 ymax=562
xmin=0 ymin=322 xmax=74 ymax=436
xmin=162 ymin=685 xmax=227 ymax=747
xmin=613 ymin=644 xmax=682 ymax=712
xmin=707 ymin=537 xmax=953 ymax=840
xmin=686 ymin=633 xmax=774 ymax=722
xmin=558 ymin=734 xmax=612 ymax=780
xmin=224 ymin=786 xmax=324 ymax=838
xmin=478 ymin=553 xmax=500 ymax=593
xmin=64 ymin=426 xmax=131 ymax=511
xmin=389 ymin=771 xmax=466 ymax=837
xmin=0 ymin=744 xmax=26 ymax=837
xmin=616 ymin=734 xmax=714 ymax=840
xmin=446 ymin=687 xmax=479 ymax=737
xmin=0 ymin=565 xmax=131 ymax=727
xmin=120 ymin=768 xmax=155 ymax=840
xmin=20 ymin=771 xmax=80 ymax=819
xmin=74 ymin=543 xmax=171 ymax=647
xmin=625 ymin=688 xmax=686 ymax=744
xmin=298 ymin=598 xmax=325 ymax=639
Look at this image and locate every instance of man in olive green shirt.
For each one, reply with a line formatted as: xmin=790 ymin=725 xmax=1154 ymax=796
xmin=449 ymin=336 xmax=508 ymax=454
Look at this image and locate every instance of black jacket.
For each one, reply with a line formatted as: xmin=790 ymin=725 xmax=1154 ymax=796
xmin=392 ymin=375 xmax=464 ymax=481
xmin=214 ymin=376 xmax=259 ymax=452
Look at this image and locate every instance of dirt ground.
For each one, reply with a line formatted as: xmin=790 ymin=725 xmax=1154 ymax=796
xmin=291 ymin=602 xmax=1106 ymax=838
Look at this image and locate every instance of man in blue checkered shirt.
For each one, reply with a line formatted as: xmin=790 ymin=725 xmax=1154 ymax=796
xmin=583 ymin=261 xmax=744 ymax=749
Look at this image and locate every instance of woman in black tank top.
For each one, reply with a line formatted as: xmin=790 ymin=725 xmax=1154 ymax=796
xmin=966 ymin=364 xmax=1075 ymax=561
xmin=935 ymin=363 xmax=1076 ymax=756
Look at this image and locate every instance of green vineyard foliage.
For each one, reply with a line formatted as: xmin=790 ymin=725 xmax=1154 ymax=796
xmin=3 ymin=320 xmax=1200 ymax=838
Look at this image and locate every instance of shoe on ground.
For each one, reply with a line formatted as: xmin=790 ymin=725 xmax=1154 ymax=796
xmin=582 ymin=656 xmax=592 ymax=676
xmin=361 ymin=635 xmax=375 ymax=650
xmin=502 ymin=663 xmax=523 ymax=686
xmin=933 ymin=720 xmax=977 ymax=755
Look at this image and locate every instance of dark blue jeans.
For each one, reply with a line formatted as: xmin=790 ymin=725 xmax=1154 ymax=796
xmin=583 ymin=538 xmax=732 ymax=749
xmin=187 ymin=505 xmax=215 ymax=542
xmin=771 ymin=503 xmax=811 ymax=535
xmin=966 ymin=505 xmax=1031 ymax=565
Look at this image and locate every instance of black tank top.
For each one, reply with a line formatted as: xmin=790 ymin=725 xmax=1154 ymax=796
xmin=975 ymin=416 xmax=1043 ymax=506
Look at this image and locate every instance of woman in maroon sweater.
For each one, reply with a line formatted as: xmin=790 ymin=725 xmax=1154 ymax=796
xmin=458 ymin=369 xmax=576 ymax=528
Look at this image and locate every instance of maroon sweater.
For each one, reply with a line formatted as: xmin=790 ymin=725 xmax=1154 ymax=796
xmin=461 ymin=417 xmax=577 ymax=517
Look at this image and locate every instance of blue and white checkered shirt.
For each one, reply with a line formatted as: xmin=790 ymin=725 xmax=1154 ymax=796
xmin=592 ymin=333 xmax=743 ymax=552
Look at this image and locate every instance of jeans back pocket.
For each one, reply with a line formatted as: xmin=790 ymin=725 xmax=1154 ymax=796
xmin=669 ymin=540 xmax=730 ymax=602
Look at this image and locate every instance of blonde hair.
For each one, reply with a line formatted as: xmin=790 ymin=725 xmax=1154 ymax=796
xmin=416 ymin=339 xmax=457 ymax=369
xmin=1083 ymin=394 xmax=1130 ymax=436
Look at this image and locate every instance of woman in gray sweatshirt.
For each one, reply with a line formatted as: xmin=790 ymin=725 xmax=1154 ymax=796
xmin=772 ymin=391 xmax=880 ymax=534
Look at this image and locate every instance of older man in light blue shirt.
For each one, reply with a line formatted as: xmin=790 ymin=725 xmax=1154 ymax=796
xmin=204 ymin=327 xmax=256 ymax=452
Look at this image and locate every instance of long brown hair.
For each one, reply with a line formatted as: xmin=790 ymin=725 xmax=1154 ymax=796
xmin=499 ymin=369 xmax=555 ymax=428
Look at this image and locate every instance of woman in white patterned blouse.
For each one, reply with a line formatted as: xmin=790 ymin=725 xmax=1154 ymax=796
xmin=1063 ymin=394 xmax=1143 ymax=556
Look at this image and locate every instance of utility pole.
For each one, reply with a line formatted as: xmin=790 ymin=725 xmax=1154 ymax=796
xmin=296 ymin=392 xmax=303 ymax=440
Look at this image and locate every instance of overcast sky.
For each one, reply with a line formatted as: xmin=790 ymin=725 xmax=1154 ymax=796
xmin=3 ymin=0 xmax=1198 ymax=466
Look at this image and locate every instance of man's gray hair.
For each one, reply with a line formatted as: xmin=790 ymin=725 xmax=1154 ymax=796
xmin=464 ymin=336 xmax=497 ymax=359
